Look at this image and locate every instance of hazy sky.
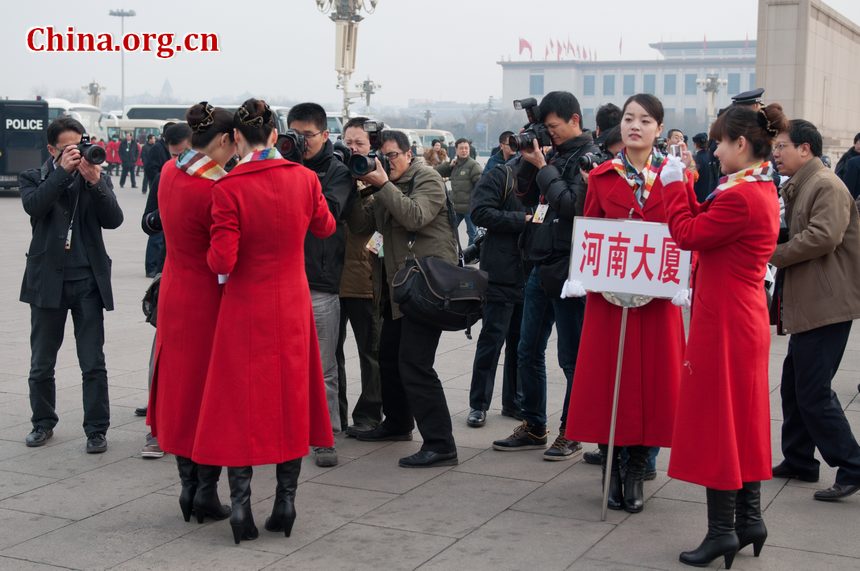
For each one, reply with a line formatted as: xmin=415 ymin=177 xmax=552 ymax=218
xmin=2 ymin=0 xmax=860 ymax=108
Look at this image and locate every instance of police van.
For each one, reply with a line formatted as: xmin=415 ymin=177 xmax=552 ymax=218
xmin=0 ymin=99 xmax=49 ymax=189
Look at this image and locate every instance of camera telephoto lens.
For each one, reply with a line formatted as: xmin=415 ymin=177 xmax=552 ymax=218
xmin=83 ymin=145 xmax=106 ymax=165
xmin=348 ymin=154 xmax=375 ymax=177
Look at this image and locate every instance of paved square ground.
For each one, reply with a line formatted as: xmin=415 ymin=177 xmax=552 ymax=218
xmin=0 ymin=179 xmax=858 ymax=570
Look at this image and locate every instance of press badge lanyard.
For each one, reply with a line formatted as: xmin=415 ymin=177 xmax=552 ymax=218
xmin=65 ymin=188 xmax=80 ymax=251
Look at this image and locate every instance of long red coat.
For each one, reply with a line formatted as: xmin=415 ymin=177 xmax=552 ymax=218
xmin=565 ymin=159 xmax=696 ymax=446
xmin=191 ymin=158 xmax=336 ymax=467
xmin=106 ymin=140 xmax=120 ymax=164
xmin=146 ymin=159 xmax=221 ymax=457
xmin=664 ymin=178 xmax=778 ymax=489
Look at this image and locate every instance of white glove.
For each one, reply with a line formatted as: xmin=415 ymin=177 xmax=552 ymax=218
xmin=660 ymin=155 xmax=685 ymax=186
xmin=218 ymin=274 xmax=229 ymax=285
xmin=560 ymin=279 xmax=587 ymax=298
xmin=671 ymin=289 xmax=691 ymax=307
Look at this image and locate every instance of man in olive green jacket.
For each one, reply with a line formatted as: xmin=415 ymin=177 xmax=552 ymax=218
xmin=770 ymin=119 xmax=860 ymax=502
xmin=347 ymin=129 xmax=459 ymax=469
xmin=436 ymin=138 xmax=482 ymax=245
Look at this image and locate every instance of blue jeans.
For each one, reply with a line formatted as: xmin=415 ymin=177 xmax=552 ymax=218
xmin=517 ymin=267 xmax=585 ymax=428
xmin=456 ymin=213 xmax=478 ymax=246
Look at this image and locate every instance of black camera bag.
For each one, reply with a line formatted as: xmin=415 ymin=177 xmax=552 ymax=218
xmin=392 ymin=185 xmax=487 ymax=338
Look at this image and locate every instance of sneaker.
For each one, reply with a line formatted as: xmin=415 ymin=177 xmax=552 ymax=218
xmin=543 ymin=433 xmax=583 ymax=461
xmin=492 ymin=421 xmax=548 ymax=451
xmin=314 ymin=446 xmax=338 ymax=467
xmin=583 ymin=448 xmax=603 ymax=465
xmin=86 ymin=432 xmax=108 ymax=454
xmin=644 ymin=469 xmax=657 ymax=481
xmin=25 ymin=426 xmax=53 ymax=447
xmin=140 ymin=433 xmax=164 ymax=459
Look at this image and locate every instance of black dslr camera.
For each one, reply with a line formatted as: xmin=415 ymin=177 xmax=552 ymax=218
xmin=508 ymin=98 xmax=552 ymax=152
xmin=77 ymin=134 xmax=106 ymax=165
xmin=332 ymin=140 xmax=351 ymax=164
xmin=276 ymin=130 xmax=307 ymax=164
xmin=347 ymin=120 xmax=390 ymax=178
xmin=578 ymin=151 xmax=612 ymax=172
xmin=655 ymin=136 xmax=669 ymax=155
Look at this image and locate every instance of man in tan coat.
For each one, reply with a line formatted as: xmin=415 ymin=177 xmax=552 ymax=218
xmin=347 ymin=129 xmax=459 ymax=468
xmin=770 ymin=119 xmax=860 ymax=501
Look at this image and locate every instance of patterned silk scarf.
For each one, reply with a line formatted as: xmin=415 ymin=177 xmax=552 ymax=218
xmin=611 ymin=149 xmax=665 ymax=207
xmin=176 ymin=150 xmax=227 ymax=181
xmin=236 ymin=147 xmax=283 ymax=166
xmin=706 ymin=161 xmax=774 ymax=201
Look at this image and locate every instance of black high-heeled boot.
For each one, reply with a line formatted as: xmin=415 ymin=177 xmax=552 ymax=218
xmin=227 ymin=466 xmax=258 ymax=544
xmin=735 ymin=481 xmax=767 ymax=557
xmin=623 ymin=445 xmax=649 ymax=513
xmin=176 ymin=456 xmax=198 ymax=523
xmin=679 ymin=488 xmax=740 ymax=569
xmin=265 ymin=458 xmax=302 ymax=537
xmin=193 ymin=464 xmax=231 ymax=523
xmin=598 ymin=444 xmax=623 ymax=510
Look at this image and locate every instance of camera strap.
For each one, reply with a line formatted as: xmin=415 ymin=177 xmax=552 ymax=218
xmin=65 ymin=187 xmax=81 ymax=252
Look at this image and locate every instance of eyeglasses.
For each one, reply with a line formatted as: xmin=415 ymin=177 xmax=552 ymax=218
xmin=297 ymin=130 xmax=324 ymax=139
xmin=773 ymin=142 xmax=796 ymax=152
xmin=384 ymin=151 xmax=406 ymax=160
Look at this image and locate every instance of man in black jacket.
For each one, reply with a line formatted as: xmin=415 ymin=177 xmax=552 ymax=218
xmin=493 ymin=91 xmax=598 ymax=461
xmin=118 ymin=131 xmax=139 ymax=188
xmin=20 ymin=117 xmax=124 ymax=453
xmin=467 ymin=157 xmax=528 ymax=427
xmin=140 ymin=134 xmax=156 ymax=195
xmin=288 ymin=103 xmax=354 ymax=468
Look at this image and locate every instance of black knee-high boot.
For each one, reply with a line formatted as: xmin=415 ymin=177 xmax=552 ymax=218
xmin=598 ymin=444 xmax=623 ymax=510
xmin=193 ymin=464 xmax=231 ymax=523
xmin=623 ymin=445 xmax=649 ymax=513
xmin=679 ymin=488 xmax=740 ymax=569
xmin=227 ymin=466 xmax=258 ymax=544
xmin=735 ymin=481 xmax=766 ymax=557
xmin=176 ymin=456 xmax=198 ymax=522
xmin=265 ymin=458 xmax=302 ymax=537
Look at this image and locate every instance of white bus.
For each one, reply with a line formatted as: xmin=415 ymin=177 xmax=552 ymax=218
xmin=45 ymin=98 xmax=108 ymax=141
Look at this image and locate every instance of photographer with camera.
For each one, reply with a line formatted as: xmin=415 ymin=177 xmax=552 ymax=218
xmin=19 ymin=117 xmax=123 ymax=453
xmin=491 ymin=91 xmax=598 ymax=461
xmin=465 ymin=140 xmax=530 ymax=428
xmin=287 ymin=103 xmax=354 ymax=468
xmin=435 ymin=138 xmax=482 ymax=246
xmin=347 ymin=129 xmax=460 ymax=468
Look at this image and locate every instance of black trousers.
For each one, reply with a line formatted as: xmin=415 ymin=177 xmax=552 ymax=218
xmin=336 ymin=297 xmax=383 ymax=428
xmin=119 ymin=163 xmax=136 ymax=187
xmin=781 ymin=320 xmax=860 ymax=485
xmin=28 ymin=276 xmax=110 ymax=436
xmin=379 ymin=311 xmax=455 ymax=454
xmin=145 ymin=232 xmax=165 ymax=276
xmin=469 ymin=300 xmax=522 ymax=412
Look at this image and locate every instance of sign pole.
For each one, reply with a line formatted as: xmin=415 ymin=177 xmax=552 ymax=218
xmin=601 ymin=305 xmax=630 ymax=522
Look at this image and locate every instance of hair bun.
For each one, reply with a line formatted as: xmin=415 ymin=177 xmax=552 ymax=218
xmin=187 ymin=101 xmax=215 ymax=133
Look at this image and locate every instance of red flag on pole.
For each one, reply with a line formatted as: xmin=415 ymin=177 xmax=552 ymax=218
xmin=549 ymin=38 xmax=555 ymax=51
xmin=557 ymin=39 xmax=563 ymax=61
xmin=518 ymin=38 xmax=533 ymax=59
xmin=545 ymin=45 xmax=550 ymax=60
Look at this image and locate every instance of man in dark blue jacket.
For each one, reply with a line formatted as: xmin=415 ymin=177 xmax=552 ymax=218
xmin=19 ymin=117 xmax=123 ymax=453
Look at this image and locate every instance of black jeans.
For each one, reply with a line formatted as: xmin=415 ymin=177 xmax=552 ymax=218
xmin=469 ymin=299 xmax=522 ymax=412
xmin=119 ymin=163 xmax=136 ymax=187
xmin=379 ymin=311 xmax=455 ymax=454
xmin=781 ymin=320 xmax=860 ymax=485
xmin=28 ymin=276 xmax=109 ymax=436
xmin=336 ymin=297 xmax=383 ymax=428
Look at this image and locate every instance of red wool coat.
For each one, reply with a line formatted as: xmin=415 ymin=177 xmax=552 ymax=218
xmin=191 ymin=158 xmax=336 ymax=467
xmin=663 ymin=178 xmax=778 ymax=490
xmin=147 ymin=160 xmax=221 ymax=457
xmin=565 ymin=159 xmax=696 ymax=446
xmin=106 ymin=140 xmax=120 ymax=164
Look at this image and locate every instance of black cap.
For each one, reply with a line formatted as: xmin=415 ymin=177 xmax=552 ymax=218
xmin=731 ymin=88 xmax=764 ymax=106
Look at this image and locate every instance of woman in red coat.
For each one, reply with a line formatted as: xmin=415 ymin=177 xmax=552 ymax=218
xmin=661 ymin=104 xmax=785 ymax=568
xmin=105 ymin=137 xmax=120 ymax=176
xmin=191 ymin=99 xmax=336 ymax=545
xmin=147 ymin=103 xmax=236 ymax=524
xmin=565 ymin=94 xmax=696 ymax=513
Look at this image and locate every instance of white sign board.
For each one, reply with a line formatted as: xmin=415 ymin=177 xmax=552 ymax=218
xmin=569 ymin=217 xmax=691 ymax=299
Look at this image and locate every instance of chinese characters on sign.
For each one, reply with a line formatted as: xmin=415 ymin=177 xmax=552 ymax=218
xmin=570 ymin=218 xmax=691 ymax=299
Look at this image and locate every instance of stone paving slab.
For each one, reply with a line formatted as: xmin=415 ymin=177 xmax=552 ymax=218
xmin=0 ymin=179 xmax=859 ymax=570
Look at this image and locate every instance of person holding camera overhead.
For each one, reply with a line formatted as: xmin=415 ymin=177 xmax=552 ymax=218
xmin=19 ymin=117 xmax=123 ymax=453
xmin=347 ymin=129 xmax=460 ymax=468
xmin=563 ymin=94 xmax=695 ymax=514
xmin=191 ymin=99 xmax=336 ymax=545
xmin=492 ymin=91 xmax=598 ymax=461
xmin=287 ymin=103 xmax=354 ymax=468
xmin=145 ymin=102 xmax=236 ymax=525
